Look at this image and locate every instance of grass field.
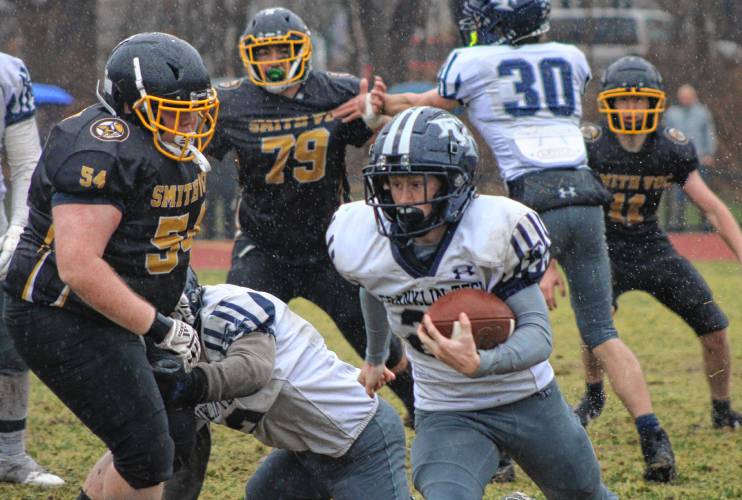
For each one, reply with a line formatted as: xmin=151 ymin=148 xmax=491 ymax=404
xmin=4 ymin=263 xmax=742 ymax=499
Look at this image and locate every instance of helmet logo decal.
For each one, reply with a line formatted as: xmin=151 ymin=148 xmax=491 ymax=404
xmin=90 ymin=118 xmax=130 ymax=142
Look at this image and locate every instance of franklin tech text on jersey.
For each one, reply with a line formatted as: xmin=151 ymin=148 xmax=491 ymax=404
xmin=377 ymin=281 xmax=484 ymax=307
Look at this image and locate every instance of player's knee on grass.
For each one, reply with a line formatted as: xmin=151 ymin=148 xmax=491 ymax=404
xmin=112 ymin=415 xmax=175 ymax=489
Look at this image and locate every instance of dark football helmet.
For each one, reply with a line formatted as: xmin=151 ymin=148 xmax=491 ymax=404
xmin=458 ymin=0 xmax=551 ymax=47
xmin=101 ymin=32 xmax=219 ymax=162
xmin=363 ymin=107 xmax=479 ymax=241
xmin=598 ymin=56 xmax=666 ymax=135
xmin=239 ymin=7 xmax=312 ymax=93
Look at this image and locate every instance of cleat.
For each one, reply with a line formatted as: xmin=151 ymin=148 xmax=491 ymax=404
xmin=712 ymin=408 xmax=742 ymax=430
xmin=0 ymin=454 xmax=65 ymax=487
xmin=491 ymin=452 xmax=516 ymax=483
xmin=639 ymin=429 xmax=676 ymax=483
xmin=573 ymin=390 xmax=606 ymax=427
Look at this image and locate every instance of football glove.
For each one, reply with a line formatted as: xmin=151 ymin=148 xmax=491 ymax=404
xmin=152 ymin=357 xmax=206 ymax=407
xmin=171 ymin=293 xmax=196 ymax=326
xmin=153 ymin=317 xmax=201 ymax=371
xmin=0 ymin=224 xmax=24 ymax=280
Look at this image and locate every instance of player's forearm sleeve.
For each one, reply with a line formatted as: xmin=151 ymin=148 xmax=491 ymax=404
xmin=196 ymin=332 xmax=276 ymax=402
xmin=359 ymin=287 xmax=392 ymax=366
xmin=472 ymin=284 xmax=553 ymax=377
xmin=4 ymin=117 xmax=41 ymax=227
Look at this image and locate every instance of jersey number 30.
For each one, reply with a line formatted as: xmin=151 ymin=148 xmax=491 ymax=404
xmin=498 ymin=58 xmax=576 ymax=117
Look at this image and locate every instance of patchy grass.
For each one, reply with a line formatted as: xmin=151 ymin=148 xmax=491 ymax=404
xmin=8 ymin=263 xmax=742 ymax=499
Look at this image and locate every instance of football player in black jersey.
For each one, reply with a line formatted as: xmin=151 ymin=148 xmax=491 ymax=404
xmin=207 ymin=8 xmax=415 ymax=417
xmin=2 ymin=33 xmax=218 ymax=499
xmin=543 ymin=56 xmax=742 ymax=479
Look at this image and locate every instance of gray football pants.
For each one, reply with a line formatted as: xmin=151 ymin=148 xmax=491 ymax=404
xmin=412 ymin=380 xmax=616 ymax=500
xmin=539 ymin=205 xmax=619 ymax=349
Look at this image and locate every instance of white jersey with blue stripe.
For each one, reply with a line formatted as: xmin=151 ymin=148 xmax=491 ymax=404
xmin=0 ymin=52 xmax=36 ymax=198
xmin=438 ymin=42 xmax=591 ymax=181
xmin=194 ymin=284 xmax=378 ymax=458
xmin=328 ymin=195 xmax=555 ymax=412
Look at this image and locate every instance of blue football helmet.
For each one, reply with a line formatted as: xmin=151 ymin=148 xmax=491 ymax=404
xmin=363 ymin=107 xmax=479 ymax=242
xmin=458 ymin=0 xmax=551 ymax=47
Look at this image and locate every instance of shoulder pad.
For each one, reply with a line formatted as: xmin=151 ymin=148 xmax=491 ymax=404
xmin=89 ymin=117 xmax=130 ymax=143
xmin=581 ymin=123 xmax=602 ymax=142
xmin=664 ymin=127 xmax=689 ymax=145
xmin=217 ymin=78 xmax=243 ymax=90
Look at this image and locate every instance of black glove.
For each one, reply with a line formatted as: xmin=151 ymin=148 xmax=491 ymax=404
xmin=152 ymin=357 xmax=207 ymax=408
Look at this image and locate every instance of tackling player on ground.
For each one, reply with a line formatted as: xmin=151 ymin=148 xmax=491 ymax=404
xmin=2 ymin=33 xmax=216 ymax=499
xmin=328 ymin=107 xmax=615 ymax=500
xmin=206 ymin=7 xmax=415 ymax=420
xmin=545 ymin=56 xmax=742 ymax=431
xmin=0 ymin=52 xmax=64 ymax=487
xmin=137 ymin=270 xmax=410 ymax=500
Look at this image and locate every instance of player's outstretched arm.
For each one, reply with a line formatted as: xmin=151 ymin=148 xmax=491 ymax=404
xmin=684 ymin=171 xmax=742 ymax=266
xmin=331 ymin=76 xmax=386 ymax=127
xmin=379 ymin=88 xmax=458 ymax=116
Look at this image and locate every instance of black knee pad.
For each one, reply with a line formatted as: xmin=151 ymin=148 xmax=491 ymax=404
xmin=112 ymin=413 xmax=175 ymax=489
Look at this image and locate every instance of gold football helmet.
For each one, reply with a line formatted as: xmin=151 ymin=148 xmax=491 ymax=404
xmin=239 ymin=8 xmax=312 ymax=93
xmin=133 ymin=88 xmax=219 ymax=163
xmin=597 ymin=56 xmax=666 ymax=135
xmin=102 ymin=33 xmax=220 ymax=163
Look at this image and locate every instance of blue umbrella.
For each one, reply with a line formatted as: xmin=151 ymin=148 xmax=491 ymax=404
xmin=31 ymin=83 xmax=74 ymax=106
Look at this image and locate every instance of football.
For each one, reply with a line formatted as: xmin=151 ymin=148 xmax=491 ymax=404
xmin=426 ymin=288 xmax=515 ymax=349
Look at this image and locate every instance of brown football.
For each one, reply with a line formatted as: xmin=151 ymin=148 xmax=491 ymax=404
xmin=426 ymin=288 xmax=515 ymax=349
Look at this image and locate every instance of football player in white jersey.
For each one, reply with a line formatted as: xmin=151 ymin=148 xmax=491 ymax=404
xmin=84 ymin=270 xmax=410 ymax=500
xmin=328 ymin=106 xmax=615 ymax=500
xmin=333 ymin=0 xmax=675 ymax=483
xmin=0 ymin=52 xmax=64 ymax=487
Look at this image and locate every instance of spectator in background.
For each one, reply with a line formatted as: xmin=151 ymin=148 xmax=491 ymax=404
xmin=665 ymin=84 xmax=718 ymax=231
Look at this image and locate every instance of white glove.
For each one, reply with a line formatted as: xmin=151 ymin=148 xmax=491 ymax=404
xmin=154 ymin=318 xmax=201 ymax=371
xmin=171 ymin=293 xmax=196 ymax=326
xmin=0 ymin=224 xmax=24 ymax=280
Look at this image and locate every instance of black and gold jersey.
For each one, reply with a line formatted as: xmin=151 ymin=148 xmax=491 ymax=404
xmin=586 ymin=123 xmax=698 ymax=239
xmin=3 ymin=104 xmax=207 ymax=317
xmin=207 ymin=70 xmax=373 ymax=258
